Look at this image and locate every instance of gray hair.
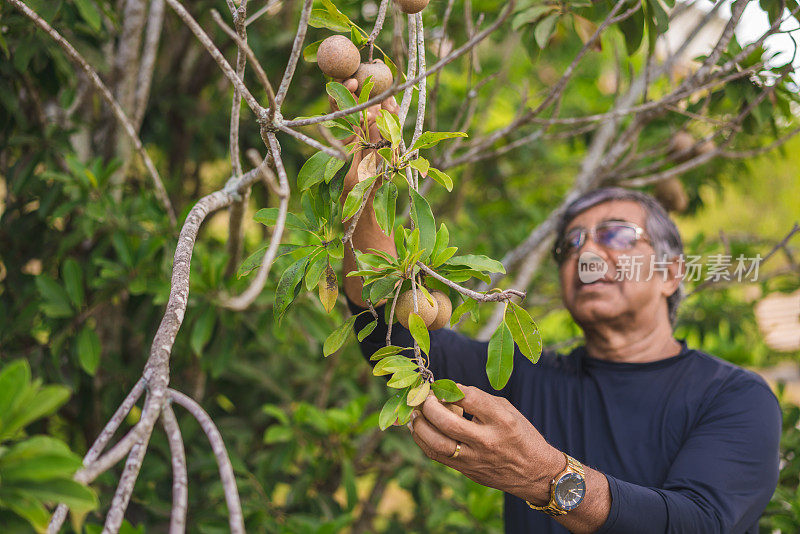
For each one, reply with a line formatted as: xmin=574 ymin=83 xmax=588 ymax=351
xmin=552 ymin=187 xmax=684 ymax=326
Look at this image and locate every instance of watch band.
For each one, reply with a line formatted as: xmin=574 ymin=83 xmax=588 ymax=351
xmin=526 ymin=452 xmax=585 ymax=516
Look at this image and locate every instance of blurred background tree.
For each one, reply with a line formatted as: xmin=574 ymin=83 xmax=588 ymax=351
xmin=0 ymin=0 xmax=798 ymax=532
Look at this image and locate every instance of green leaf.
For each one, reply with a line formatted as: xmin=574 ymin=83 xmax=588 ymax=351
xmin=387 ymin=369 xmax=420 ymax=389
xmin=409 ymin=131 xmax=467 ymax=152
xmin=303 ymin=39 xmax=323 ymax=62
xmin=298 ymin=152 xmax=333 ymax=191
xmin=486 ymin=321 xmax=514 ymax=390
xmin=373 ymin=180 xmax=398 ymax=236
xmin=427 ymin=168 xmax=453 ymax=192
xmin=76 ymin=326 xmax=101 ymax=376
xmin=619 ymin=7 xmax=644 ymax=55
xmin=74 ymin=0 xmax=102 ymax=32
xmin=369 ymin=275 xmax=399 ymax=303
xmin=370 ymin=345 xmax=404 ymax=360
xmin=1 ymin=386 xmax=71 ymax=442
xmin=433 ymin=246 xmax=458 ymax=267
xmin=254 ymin=208 xmax=308 ymax=230
xmin=376 ymin=110 xmax=402 ymax=148
xmin=318 ymin=262 xmax=339 ymax=313
xmin=13 ymin=479 xmax=97 ymax=512
xmin=446 ymin=254 xmax=505 ymax=274
xmin=430 ymin=223 xmax=450 ymax=261
xmin=308 ymin=9 xmax=351 ymax=32
xmin=326 ymin=82 xmax=359 ymax=125
xmin=450 ymin=298 xmax=477 ymax=326
xmin=323 ymin=316 xmax=357 ymax=357
xmin=534 ymin=13 xmax=559 ymax=49
xmin=406 ymin=380 xmax=430 ymax=406
xmin=35 ymin=276 xmax=73 ymax=318
xmin=304 ymin=249 xmax=328 ymax=291
xmin=357 ymin=320 xmax=377 ymax=342
xmin=358 ymin=76 xmax=375 ymax=105
xmin=512 ymin=5 xmax=556 ymax=30
xmin=62 ymin=258 xmax=84 ymax=309
xmin=263 ymin=425 xmax=293 ymax=444
xmin=407 ymin=313 xmax=430 ymax=355
xmin=0 ymin=452 xmax=82 ymax=482
xmin=274 ymin=256 xmax=310 ymax=321
xmin=190 ymin=307 xmax=215 ymax=356
xmin=410 ymin=189 xmax=436 ymax=262
xmin=377 ymin=147 xmax=393 ymax=164
xmin=0 ymin=360 xmax=31 ymax=425
xmin=325 ymin=154 xmax=346 ymax=183
xmin=407 ymin=157 xmax=429 ymax=176
xmin=432 ymin=379 xmax=465 ymax=402
xmin=373 ymin=355 xmax=417 ymax=376
xmin=396 ymin=399 xmax=415 ymax=425
xmin=1 ymin=491 xmax=50 ymax=532
xmin=504 ymin=302 xmax=542 ymax=364
xmin=378 ymin=392 xmax=403 ymax=430
xmin=342 ymin=176 xmax=377 ymax=220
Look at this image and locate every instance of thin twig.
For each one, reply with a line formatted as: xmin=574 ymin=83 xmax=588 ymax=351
xmin=367 ymin=0 xmax=390 ymax=60
xmin=162 ymin=403 xmax=188 ymax=534
xmin=133 ymin=0 xmax=165 ymax=131
xmin=274 ymin=0 xmax=314 ymax=106
xmin=7 ymin=0 xmax=176 ymax=226
xmin=103 ymin=407 xmax=156 ymax=534
xmin=169 ymin=389 xmax=245 ymax=534
xmin=211 ymin=8 xmax=277 ymax=110
xmin=417 ymin=262 xmax=525 ymax=302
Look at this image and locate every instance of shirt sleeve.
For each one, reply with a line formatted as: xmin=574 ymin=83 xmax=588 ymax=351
xmin=596 ymin=375 xmax=781 ymax=534
xmin=347 ymin=298 xmax=506 ymax=396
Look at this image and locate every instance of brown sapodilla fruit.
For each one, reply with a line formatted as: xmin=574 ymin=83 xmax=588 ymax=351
xmin=354 ymin=60 xmax=393 ymax=95
xmin=669 ymin=131 xmax=695 ymax=159
xmin=317 ymin=35 xmax=360 ymax=79
xmin=395 ymin=288 xmax=438 ymax=329
xmin=654 ymin=177 xmax=689 ymax=213
xmin=428 ymin=290 xmax=452 ymax=330
xmin=395 ymin=0 xmax=430 ymax=14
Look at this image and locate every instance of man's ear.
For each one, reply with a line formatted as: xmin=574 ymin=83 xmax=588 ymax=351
xmin=661 ymin=255 xmax=683 ymax=297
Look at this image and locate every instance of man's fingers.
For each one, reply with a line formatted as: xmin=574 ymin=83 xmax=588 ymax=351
xmin=411 ymin=412 xmax=466 ymax=461
xmin=420 ymin=394 xmax=483 ymax=444
xmin=453 ymin=384 xmax=509 ymax=422
xmin=381 ymin=95 xmax=399 ymax=114
xmin=343 ymin=78 xmax=358 ymax=93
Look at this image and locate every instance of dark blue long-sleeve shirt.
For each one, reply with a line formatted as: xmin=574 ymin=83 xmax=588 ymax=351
xmin=350 ymin=301 xmax=782 ymax=533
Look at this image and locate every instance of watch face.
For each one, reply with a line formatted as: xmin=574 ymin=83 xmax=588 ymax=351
xmin=554 ymin=472 xmax=586 ymax=511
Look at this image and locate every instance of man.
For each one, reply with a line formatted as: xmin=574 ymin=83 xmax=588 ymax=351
xmin=341 ymin=98 xmax=781 ymax=533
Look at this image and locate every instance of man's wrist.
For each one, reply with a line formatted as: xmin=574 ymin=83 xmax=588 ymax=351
xmin=523 ymin=445 xmax=567 ymax=506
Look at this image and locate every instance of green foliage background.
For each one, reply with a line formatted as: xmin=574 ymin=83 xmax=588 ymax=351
xmin=0 ymin=0 xmax=798 ymax=532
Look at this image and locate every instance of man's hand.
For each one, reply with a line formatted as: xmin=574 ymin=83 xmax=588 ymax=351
xmin=409 ymin=384 xmax=563 ymax=505
xmin=335 ymin=77 xmax=400 ymax=306
xmin=410 ymin=384 xmax=612 ymax=533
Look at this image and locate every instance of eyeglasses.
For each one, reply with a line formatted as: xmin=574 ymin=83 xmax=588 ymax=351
xmin=554 ymin=221 xmax=650 ymax=263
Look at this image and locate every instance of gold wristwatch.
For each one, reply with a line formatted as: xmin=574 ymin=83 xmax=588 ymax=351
xmin=526 ymin=452 xmax=586 ymax=516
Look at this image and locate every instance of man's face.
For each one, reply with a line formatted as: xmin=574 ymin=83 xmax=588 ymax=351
xmin=558 ymin=200 xmax=680 ymax=329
